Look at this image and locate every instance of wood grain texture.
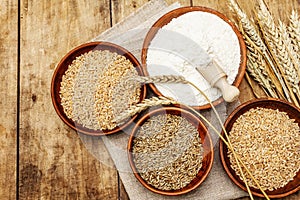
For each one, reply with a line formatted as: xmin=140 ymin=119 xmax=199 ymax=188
xmin=19 ymin=0 xmax=118 ymax=199
xmin=190 ymin=0 xmax=300 ymax=199
xmin=14 ymin=0 xmax=300 ymax=199
xmin=0 ymin=1 xmax=17 ymax=199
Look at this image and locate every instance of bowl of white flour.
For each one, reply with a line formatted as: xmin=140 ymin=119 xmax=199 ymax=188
xmin=142 ymin=6 xmax=246 ymax=109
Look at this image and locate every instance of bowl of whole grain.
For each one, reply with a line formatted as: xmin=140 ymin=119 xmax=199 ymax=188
xmin=141 ymin=6 xmax=246 ymax=110
xmin=128 ymin=106 xmax=214 ymax=195
xmin=51 ymin=41 xmax=147 ymax=136
xmin=220 ymin=98 xmax=300 ymax=198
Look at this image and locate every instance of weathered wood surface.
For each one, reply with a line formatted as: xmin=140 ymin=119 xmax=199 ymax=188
xmin=0 ymin=0 xmax=298 ymax=199
xmin=19 ymin=0 xmax=118 ymax=199
xmin=0 ymin=1 xmax=17 ymax=199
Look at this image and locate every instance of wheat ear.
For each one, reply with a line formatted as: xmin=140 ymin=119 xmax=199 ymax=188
xmin=279 ymin=20 xmax=300 ymax=77
xmin=228 ymin=0 xmax=265 ymax=51
xmin=257 ymin=0 xmax=300 ymax=105
xmin=288 ymin=10 xmax=300 ymax=56
xmin=113 ymin=96 xmax=178 ymax=123
xmin=131 ymin=75 xmax=188 ymax=84
xmin=278 ymin=20 xmax=300 ymax=99
xmin=228 ymin=0 xmax=291 ymax=102
xmin=288 ymin=10 xmax=300 ymax=76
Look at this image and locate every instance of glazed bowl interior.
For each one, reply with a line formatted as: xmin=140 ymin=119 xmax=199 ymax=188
xmin=219 ymin=98 xmax=300 ymax=198
xmin=128 ymin=106 xmax=214 ymax=196
xmin=51 ymin=41 xmax=147 ymax=136
xmin=141 ymin=6 xmax=247 ymax=110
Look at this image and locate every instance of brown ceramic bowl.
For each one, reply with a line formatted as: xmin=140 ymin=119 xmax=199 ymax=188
xmin=141 ymin=6 xmax=246 ymax=110
xmin=128 ymin=106 xmax=214 ymax=196
xmin=51 ymin=41 xmax=147 ymax=136
xmin=220 ymin=98 xmax=300 ymax=198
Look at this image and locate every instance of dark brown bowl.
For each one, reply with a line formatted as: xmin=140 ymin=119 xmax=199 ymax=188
xmin=51 ymin=41 xmax=147 ymax=136
xmin=141 ymin=6 xmax=247 ymax=110
xmin=128 ymin=106 xmax=214 ymax=196
xmin=219 ymin=98 xmax=300 ymax=198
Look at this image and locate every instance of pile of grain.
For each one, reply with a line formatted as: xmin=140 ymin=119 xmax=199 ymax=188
xmin=60 ymin=50 xmax=141 ymax=130
xmin=132 ymin=114 xmax=203 ymax=191
xmin=228 ymin=107 xmax=300 ymax=191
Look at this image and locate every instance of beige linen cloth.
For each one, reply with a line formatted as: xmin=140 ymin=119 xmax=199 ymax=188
xmin=81 ymin=0 xmax=248 ymax=199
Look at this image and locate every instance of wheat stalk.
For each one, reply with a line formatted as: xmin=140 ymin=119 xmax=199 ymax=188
xmin=228 ymin=0 xmax=291 ymax=103
xmin=257 ymin=0 xmax=300 ymax=105
xmin=186 ymin=80 xmax=270 ymax=200
xmin=228 ymin=0 xmax=265 ymax=51
xmin=242 ymin=27 xmax=287 ymax=98
xmin=119 ymin=74 xmax=270 ymax=199
xmin=245 ymin=72 xmax=262 ymax=98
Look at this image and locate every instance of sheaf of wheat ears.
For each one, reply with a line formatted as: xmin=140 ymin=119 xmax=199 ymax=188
xmin=256 ymin=0 xmax=300 ymax=106
xmin=118 ymin=73 xmax=269 ymax=200
xmin=228 ymin=0 xmax=291 ymax=104
xmin=257 ymin=0 xmax=299 ymax=81
xmin=242 ymin=26 xmax=286 ymax=100
xmin=241 ymin=26 xmax=278 ymax=98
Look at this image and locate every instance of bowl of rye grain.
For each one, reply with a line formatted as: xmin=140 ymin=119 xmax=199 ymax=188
xmin=51 ymin=41 xmax=147 ymax=136
xmin=141 ymin=6 xmax=246 ymax=110
xmin=128 ymin=106 xmax=214 ymax=195
xmin=220 ymin=98 xmax=300 ymax=198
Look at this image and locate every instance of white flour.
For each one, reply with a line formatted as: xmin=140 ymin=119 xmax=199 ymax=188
xmin=146 ymin=11 xmax=241 ymax=106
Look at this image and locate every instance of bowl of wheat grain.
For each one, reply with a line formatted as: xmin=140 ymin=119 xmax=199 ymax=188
xmin=128 ymin=106 xmax=214 ymax=195
xmin=220 ymin=98 xmax=300 ymax=198
xmin=51 ymin=41 xmax=147 ymax=136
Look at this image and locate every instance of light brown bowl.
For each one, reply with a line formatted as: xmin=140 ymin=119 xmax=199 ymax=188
xmin=219 ymin=98 xmax=300 ymax=198
xmin=51 ymin=41 xmax=147 ymax=136
xmin=141 ymin=6 xmax=247 ymax=110
xmin=128 ymin=106 xmax=214 ymax=196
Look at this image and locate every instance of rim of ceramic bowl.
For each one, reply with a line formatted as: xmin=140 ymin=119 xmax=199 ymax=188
xmin=128 ymin=105 xmax=214 ymax=195
xmin=219 ymin=98 xmax=300 ymax=198
xmin=51 ymin=41 xmax=147 ymax=136
xmin=141 ymin=6 xmax=247 ymax=110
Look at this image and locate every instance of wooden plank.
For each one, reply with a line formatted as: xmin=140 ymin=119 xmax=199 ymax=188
xmin=111 ymin=0 xmax=191 ymax=25
xmin=110 ymin=1 xmax=192 ymax=198
xmin=19 ymin=0 xmax=118 ymax=199
xmin=0 ymin=1 xmax=17 ymax=199
xmin=192 ymin=0 xmax=300 ymax=16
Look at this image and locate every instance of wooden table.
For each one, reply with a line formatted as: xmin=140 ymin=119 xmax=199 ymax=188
xmin=0 ymin=0 xmax=299 ymax=199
